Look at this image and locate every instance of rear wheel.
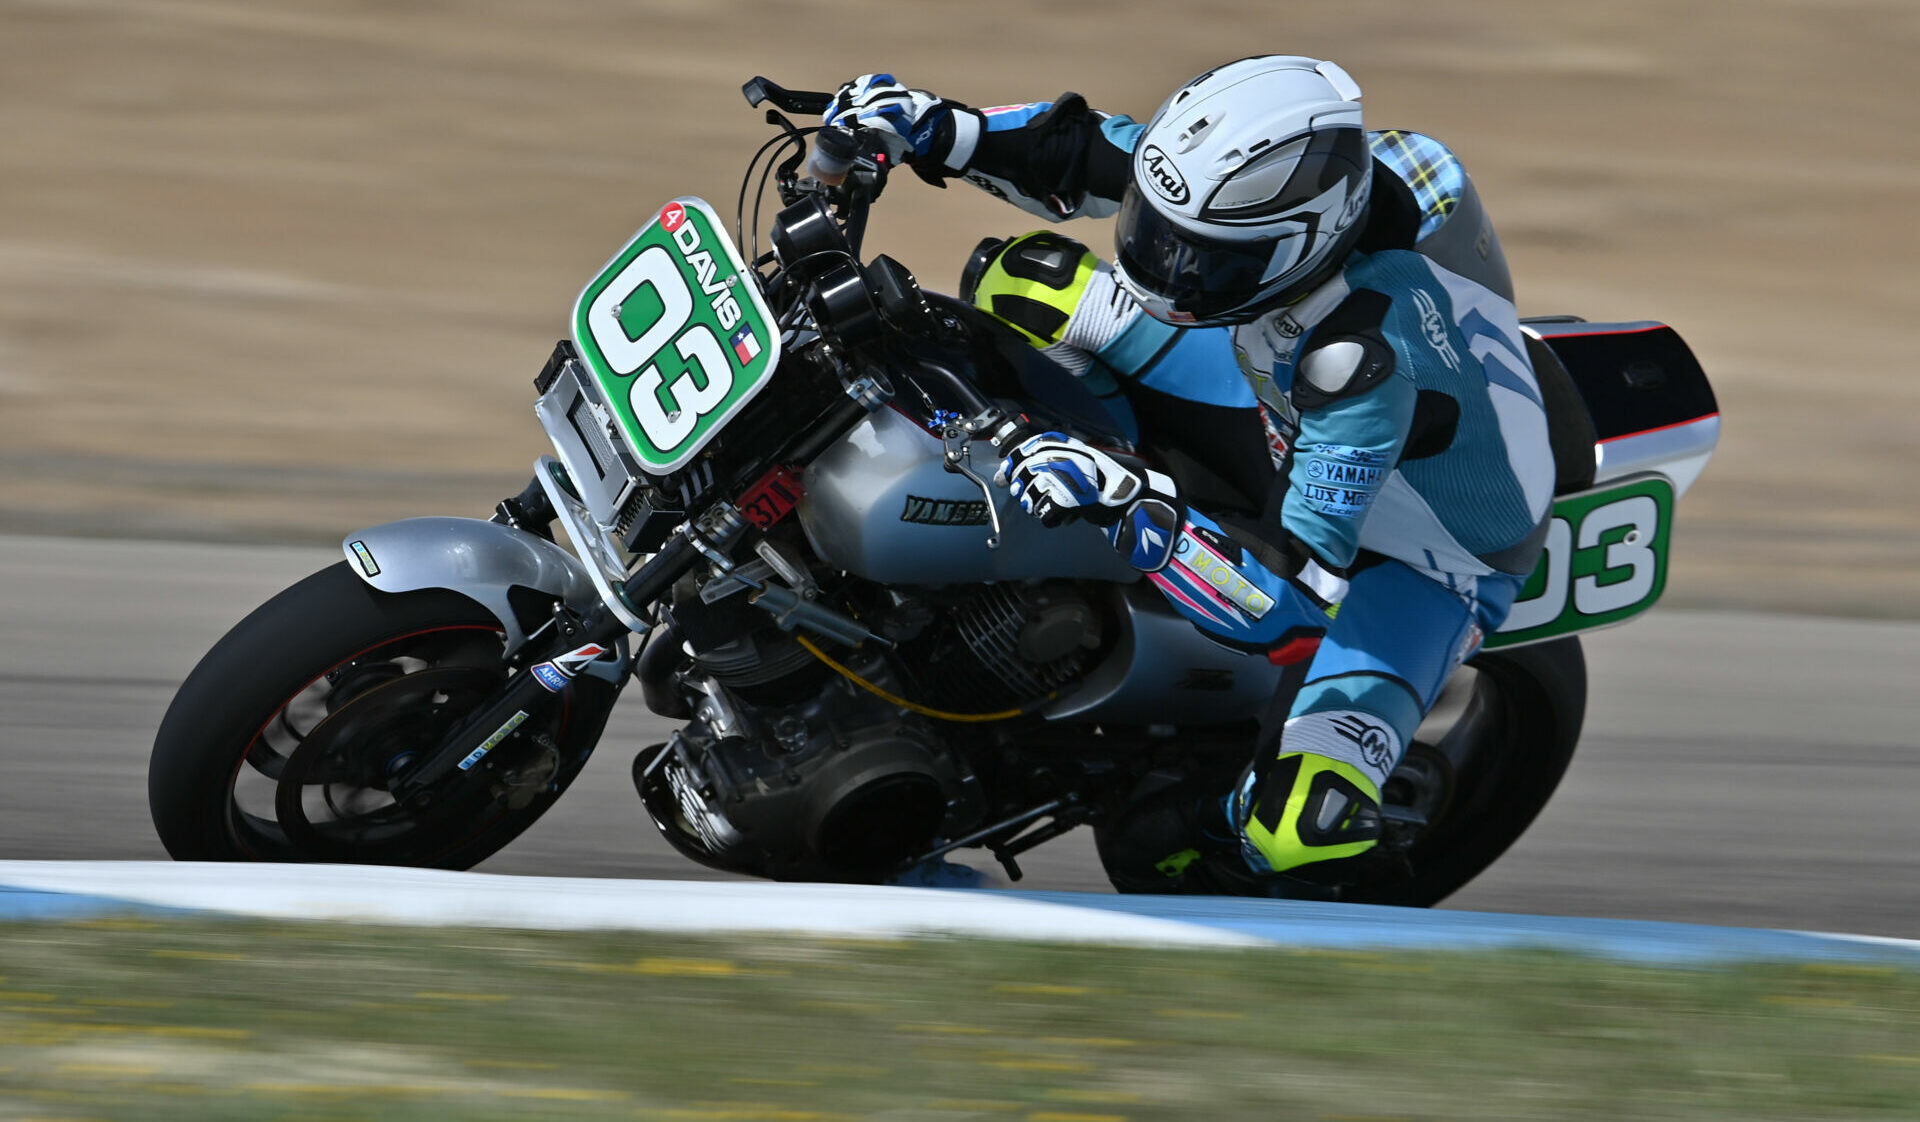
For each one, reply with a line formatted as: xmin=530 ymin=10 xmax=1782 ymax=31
xmin=1342 ymin=637 xmax=1587 ymax=906
xmin=1092 ymin=637 xmax=1586 ymax=906
xmin=148 ymin=562 xmax=617 ymax=868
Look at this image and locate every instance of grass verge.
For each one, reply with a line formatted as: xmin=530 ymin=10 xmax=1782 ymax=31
xmin=0 ymin=917 xmax=1915 ymax=1120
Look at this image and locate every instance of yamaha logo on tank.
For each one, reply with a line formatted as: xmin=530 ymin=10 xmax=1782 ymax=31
xmin=1139 ymin=145 xmax=1190 ymax=205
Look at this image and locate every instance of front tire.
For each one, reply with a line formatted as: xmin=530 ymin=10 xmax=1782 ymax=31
xmin=149 ymin=562 xmax=616 ymax=868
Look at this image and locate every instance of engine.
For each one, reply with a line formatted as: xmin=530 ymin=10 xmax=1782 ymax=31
xmin=635 ymin=573 xmax=1108 ymax=881
xmin=895 ymin=582 xmax=1105 ymax=714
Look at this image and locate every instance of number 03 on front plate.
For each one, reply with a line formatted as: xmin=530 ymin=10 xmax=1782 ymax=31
xmin=571 ymin=197 xmax=782 ymax=475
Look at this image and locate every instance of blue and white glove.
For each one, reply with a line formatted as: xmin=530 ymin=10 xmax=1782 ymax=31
xmin=823 ymin=74 xmax=964 ymax=169
xmin=994 ymin=432 xmax=1184 ymax=572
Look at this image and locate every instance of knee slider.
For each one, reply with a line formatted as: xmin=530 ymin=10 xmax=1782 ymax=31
xmin=959 ymin=230 xmax=1098 ymax=347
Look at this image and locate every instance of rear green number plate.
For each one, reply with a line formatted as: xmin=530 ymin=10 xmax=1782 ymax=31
xmin=571 ymin=197 xmax=781 ymax=475
xmin=1485 ymin=474 xmax=1676 ymax=649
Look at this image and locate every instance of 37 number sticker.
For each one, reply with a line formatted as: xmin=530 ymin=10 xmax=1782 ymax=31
xmin=1487 ymin=476 xmax=1675 ymax=648
xmin=571 ymin=199 xmax=780 ymax=475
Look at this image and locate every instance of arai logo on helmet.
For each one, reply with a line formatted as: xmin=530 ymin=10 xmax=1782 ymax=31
xmin=1138 ymin=145 xmax=1190 ymax=205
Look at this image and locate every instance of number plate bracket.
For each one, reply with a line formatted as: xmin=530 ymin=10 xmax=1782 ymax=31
xmin=533 ymin=345 xmax=646 ymax=532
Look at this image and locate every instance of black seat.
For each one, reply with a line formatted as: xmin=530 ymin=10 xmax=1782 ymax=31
xmin=1525 ymin=332 xmax=1598 ymax=495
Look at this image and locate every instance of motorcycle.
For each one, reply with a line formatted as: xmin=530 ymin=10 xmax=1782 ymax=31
xmin=148 ymin=77 xmax=1720 ymax=903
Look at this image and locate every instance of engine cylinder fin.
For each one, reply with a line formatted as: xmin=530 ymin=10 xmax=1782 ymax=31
xmin=909 ymin=583 xmax=1099 ymax=710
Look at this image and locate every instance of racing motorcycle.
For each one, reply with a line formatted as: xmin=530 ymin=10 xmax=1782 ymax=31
xmin=148 ymin=78 xmax=1720 ymax=903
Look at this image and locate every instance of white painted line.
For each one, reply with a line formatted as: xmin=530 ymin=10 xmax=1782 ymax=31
xmin=0 ymin=862 xmax=1261 ymax=948
xmin=1791 ymin=931 xmax=1920 ymax=953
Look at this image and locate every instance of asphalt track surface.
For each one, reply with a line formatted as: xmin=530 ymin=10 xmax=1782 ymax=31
xmin=2 ymin=533 xmax=1915 ymax=938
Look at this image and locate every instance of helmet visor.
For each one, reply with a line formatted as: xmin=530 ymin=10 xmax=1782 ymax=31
xmin=1114 ymin=187 xmax=1303 ymax=323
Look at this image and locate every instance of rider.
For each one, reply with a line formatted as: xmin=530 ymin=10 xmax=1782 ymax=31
xmin=822 ymin=58 xmax=1554 ymax=891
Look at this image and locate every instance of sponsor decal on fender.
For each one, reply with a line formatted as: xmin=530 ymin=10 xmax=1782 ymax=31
xmin=349 ymin=540 xmax=380 ymax=577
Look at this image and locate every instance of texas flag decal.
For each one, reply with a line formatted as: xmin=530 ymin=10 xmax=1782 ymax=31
xmin=729 ymin=325 xmax=761 ymax=366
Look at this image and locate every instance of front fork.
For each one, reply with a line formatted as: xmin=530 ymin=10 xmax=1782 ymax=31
xmin=387 ymin=513 xmax=711 ymax=807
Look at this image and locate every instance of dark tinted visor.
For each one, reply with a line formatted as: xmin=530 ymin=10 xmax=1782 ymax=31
xmin=1114 ymin=187 xmax=1297 ymax=321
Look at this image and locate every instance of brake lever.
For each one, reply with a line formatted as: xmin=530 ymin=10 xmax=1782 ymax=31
xmin=742 ymin=76 xmax=834 ymax=116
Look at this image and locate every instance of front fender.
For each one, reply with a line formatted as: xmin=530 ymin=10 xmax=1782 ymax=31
xmin=342 ymin=517 xmax=599 ymax=655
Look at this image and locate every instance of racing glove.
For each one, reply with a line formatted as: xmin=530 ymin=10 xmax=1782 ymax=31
xmin=995 ymin=431 xmax=1183 ymax=571
xmin=823 ymin=74 xmax=971 ymax=172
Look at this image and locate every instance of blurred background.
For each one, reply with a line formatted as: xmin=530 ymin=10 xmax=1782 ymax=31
xmin=3 ymin=0 xmax=1917 ymax=617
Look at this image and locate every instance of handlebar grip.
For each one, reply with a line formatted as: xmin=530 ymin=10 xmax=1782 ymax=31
xmin=806 ymin=126 xmax=859 ymax=185
xmin=990 ymin=420 xmax=1038 ymax=456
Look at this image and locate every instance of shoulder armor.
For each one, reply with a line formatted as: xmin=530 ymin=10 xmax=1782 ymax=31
xmin=1291 ymin=288 xmax=1396 ymax=409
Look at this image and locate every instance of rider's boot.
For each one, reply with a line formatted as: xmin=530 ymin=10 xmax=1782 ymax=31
xmin=1096 ymin=772 xmax=1244 ymax=894
xmin=1232 ymin=750 xmax=1384 ymax=883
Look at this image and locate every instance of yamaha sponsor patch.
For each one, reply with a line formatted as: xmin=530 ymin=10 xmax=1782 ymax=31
xmin=1299 ymin=444 xmax=1387 ymax=518
xmin=1304 ymin=459 xmax=1385 ymax=487
xmin=900 ymin=494 xmax=990 ymax=526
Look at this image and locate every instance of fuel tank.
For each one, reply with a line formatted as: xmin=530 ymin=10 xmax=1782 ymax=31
xmin=798 ymin=407 xmax=1140 ymax=586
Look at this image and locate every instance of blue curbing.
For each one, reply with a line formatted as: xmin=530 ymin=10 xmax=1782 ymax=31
xmin=1010 ymin=891 xmax=1920 ymax=965
xmin=0 ymin=885 xmax=179 ymax=923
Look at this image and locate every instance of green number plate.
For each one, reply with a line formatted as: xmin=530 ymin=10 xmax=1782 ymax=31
xmin=571 ymin=198 xmax=781 ymax=475
xmin=1484 ymin=474 xmax=1676 ymax=649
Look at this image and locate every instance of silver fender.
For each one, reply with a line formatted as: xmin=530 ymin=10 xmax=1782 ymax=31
xmin=342 ymin=517 xmax=600 ymax=656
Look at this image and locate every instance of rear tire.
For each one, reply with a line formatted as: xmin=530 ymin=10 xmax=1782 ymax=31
xmin=1091 ymin=637 xmax=1586 ymax=906
xmin=148 ymin=562 xmax=616 ymax=868
xmin=1341 ymin=637 xmax=1587 ymax=907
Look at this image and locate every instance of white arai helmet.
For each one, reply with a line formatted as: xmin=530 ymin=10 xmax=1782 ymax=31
xmin=1113 ymin=56 xmax=1372 ymax=326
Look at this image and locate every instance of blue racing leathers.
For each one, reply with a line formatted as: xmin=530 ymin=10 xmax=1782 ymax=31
xmin=949 ymin=96 xmax=1554 ymax=879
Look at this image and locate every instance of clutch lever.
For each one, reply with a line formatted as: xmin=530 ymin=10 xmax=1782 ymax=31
xmin=936 ymin=408 xmax=1032 ymax=551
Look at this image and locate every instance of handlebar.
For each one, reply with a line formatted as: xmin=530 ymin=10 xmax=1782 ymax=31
xmin=740 ymin=77 xmax=1035 ymax=457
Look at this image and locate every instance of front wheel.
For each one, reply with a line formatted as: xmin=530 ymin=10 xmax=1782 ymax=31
xmin=148 ymin=562 xmax=618 ymax=868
